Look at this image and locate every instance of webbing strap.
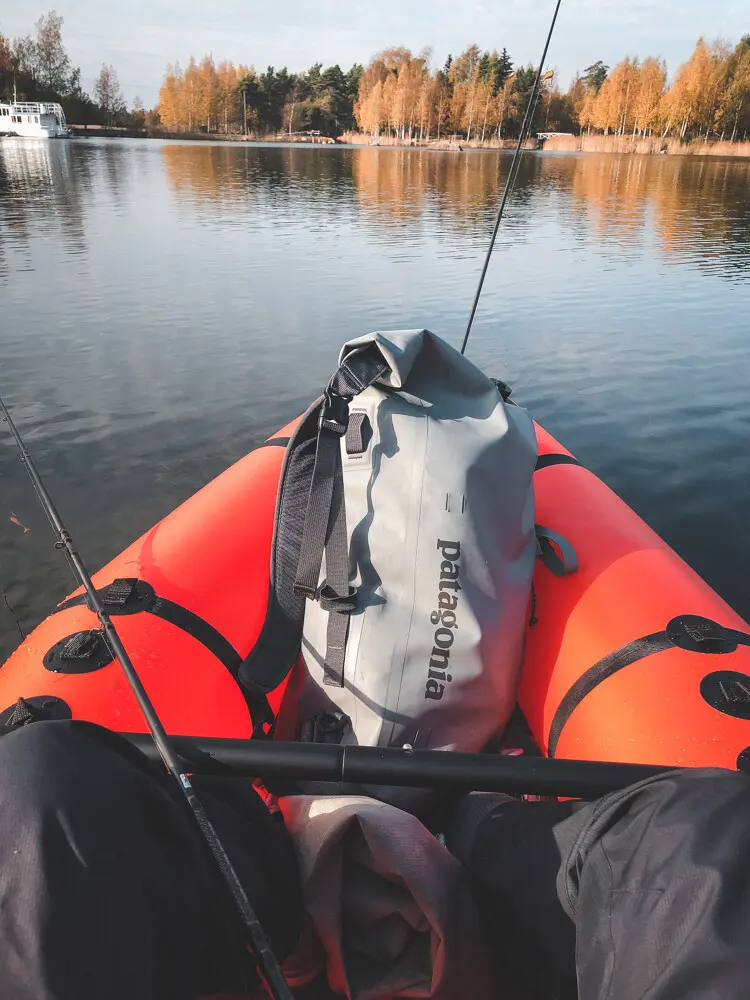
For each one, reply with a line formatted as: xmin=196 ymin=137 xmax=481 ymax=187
xmin=319 ymin=461 xmax=353 ymax=686
xmin=346 ymin=412 xmax=368 ymax=456
xmin=324 ymin=609 xmax=349 ymax=686
xmin=547 ymin=632 xmax=674 ymax=757
xmin=331 ymin=348 xmax=389 ymax=398
xmin=294 ymin=428 xmax=341 ymax=598
xmin=536 ymin=525 xmax=578 ymax=576
xmin=294 ymin=344 xmax=390 ymax=684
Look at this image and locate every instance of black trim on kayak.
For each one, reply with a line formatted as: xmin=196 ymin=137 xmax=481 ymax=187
xmin=534 ymin=453 xmax=581 ymax=472
xmin=54 ymin=583 xmax=241 ymax=677
xmin=261 ymin=437 xmax=290 ymax=449
xmin=548 ymin=616 xmax=750 ymax=757
xmin=148 ymin=597 xmax=241 ymax=674
xmin=547 ymin=632 xmax=673 ymax=757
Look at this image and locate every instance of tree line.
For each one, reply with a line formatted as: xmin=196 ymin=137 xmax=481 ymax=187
xmin=0 ymin=10 xmax=145 ymax=128
xmin=354 ymin=37 xmax=750 ymax=142
xmin=3 ymin=14 xmax=749 ymax=144
xmin=574 ymin=39 xmax=750 ymax=141
xmin=158 ymin=58 xmax=362 ymax=135
xmin=157 ymin=35 xmax=750 ymax=143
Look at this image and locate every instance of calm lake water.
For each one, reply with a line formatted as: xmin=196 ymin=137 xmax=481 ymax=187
xmin=2 ymin=138 xmax=750 ymax=657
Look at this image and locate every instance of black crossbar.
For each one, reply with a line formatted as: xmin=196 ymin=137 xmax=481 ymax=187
xmin=123 ymin=734 xmax=679 ymax=800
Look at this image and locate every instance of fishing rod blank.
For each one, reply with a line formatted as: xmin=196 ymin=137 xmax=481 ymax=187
xmin=0 ymin=396 xmax=292 ymax=1000
xmin=461 ymin=0 xmax=563 ymax=356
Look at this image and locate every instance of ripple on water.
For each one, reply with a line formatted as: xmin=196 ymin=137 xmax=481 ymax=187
xmin=1 ymin=141 xmax=749 ymax=654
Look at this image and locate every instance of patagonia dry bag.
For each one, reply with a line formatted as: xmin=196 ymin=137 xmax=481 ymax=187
xmin=240 ymin=329 xmax=538 ymax=755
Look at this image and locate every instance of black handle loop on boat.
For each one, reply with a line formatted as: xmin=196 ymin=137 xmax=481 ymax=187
xmin=0 ymin=395 xmax=292 ymax=1000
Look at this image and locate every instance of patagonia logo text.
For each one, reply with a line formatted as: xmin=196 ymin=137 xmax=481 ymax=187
xmin=425 ymin=539 xmax=461 ymax=701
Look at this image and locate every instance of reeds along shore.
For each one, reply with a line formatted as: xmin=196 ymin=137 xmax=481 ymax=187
xmin=542 ymin=135 xmax=750 ymax=157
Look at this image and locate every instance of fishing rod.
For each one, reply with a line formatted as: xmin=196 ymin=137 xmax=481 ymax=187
xmin=461 ymin=0 xmax=563 ymax=355
xmin=0 ymin=396 xmax=293 ymax=1000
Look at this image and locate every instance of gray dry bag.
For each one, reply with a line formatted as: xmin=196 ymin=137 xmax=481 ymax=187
xmin=240 ymin=329 xmax=538 ymax=755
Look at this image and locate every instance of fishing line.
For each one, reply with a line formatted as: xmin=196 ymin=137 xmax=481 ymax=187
xmin=461 ymin=0 xmax=563 ymax=355
xmin=2 ymin=592 xmax=25 ymax=641
xmin=0 ymin=396 xmax=292 ymax=1000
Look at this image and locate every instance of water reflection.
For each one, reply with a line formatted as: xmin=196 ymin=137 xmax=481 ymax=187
xmin=0 ymin=139 xmax=143 ymax=277
xmin=563 ymin=154 xmax=750 ymax=277
xmin=0 ymin=140 xmax=89 ymax=271
xmin=1 ymin=138 xmax=750 ymax=655
xmin=162 ymin=142 xmax=359 ymax=226
xmin=161 ymin=144 xmax=750 ymax=277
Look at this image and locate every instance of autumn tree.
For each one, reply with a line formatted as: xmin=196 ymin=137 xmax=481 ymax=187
xmin=587 ymin=58 xmax=634 ymax=133
xmin=631 ymin=57 xmax=666 ymax=135
xmin=0 ymin=33 xmax=12 ymax=73
xmin=34 ymin=10 xmax=71 ymax=91
xmin=659 ymin=39 xmax=730 ymax=139
xmin=157 ymin=34 xmax=750 ymax=144
xmin=131 ymin=96 xmax=146 ymax=128
xmin=10 ymin=35 xmax=39 ymax=79
xmin=194 ymin=56 xmax=220 ymax=131
xmin=450 ymin=44 xmax=481 ymax=138
xmin=718 ymin=37 xmax=750 ymax=140
xmin=216 ymin=61 xmax=244 ymax=133
xmin=94 ymin=63 xmax=126 ymax=125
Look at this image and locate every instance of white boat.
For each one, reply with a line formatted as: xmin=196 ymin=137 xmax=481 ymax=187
xmin=0 ymin=101 xmax=69 ymax=139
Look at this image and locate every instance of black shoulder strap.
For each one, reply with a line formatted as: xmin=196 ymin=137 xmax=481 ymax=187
xmin=238 ymin=344 xmax=389 ymax=717
xmin=238 ymin=399 xmax=322 ymax=709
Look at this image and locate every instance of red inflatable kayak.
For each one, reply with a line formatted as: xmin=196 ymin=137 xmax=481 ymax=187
xmin=3 ymin=419 xmax=749 ymax=774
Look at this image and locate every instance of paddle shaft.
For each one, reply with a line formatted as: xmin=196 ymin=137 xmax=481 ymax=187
xmin=124 ymin=734 xmax=678 ymax=800
xmin=0 ymin=396 xmax=292 ymax=1000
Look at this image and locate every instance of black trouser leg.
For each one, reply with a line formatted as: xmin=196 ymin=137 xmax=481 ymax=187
xmin=0 ymin=720 xmax=301 ymax=1000
xmin=465 ymin=769 xmax=750 ymax=1000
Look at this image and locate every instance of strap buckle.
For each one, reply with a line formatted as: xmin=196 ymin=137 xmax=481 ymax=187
xmin=319 ymin=391 xmax=349 ymax=436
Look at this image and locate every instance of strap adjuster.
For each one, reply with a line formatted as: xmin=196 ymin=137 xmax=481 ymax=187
xmin=319 ymin=391 xmax=349 ymax=436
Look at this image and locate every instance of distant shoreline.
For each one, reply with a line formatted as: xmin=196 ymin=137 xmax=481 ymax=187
xmin=541 ymin=134 xmax=750 ymax=159
xmin=66 ymin=127 xmax=750 ymax=159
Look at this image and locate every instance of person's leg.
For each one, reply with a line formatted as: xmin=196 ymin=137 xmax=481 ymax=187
xmin=0 ymin=720 xmax=301 ymax=1000
xmin=451 ymin=769 xmax=750 ymax=1000
xmin=448 ymin=792 xmax=580 ymax=999
xmin=567 ymin=768 xmax=750 ymax=1000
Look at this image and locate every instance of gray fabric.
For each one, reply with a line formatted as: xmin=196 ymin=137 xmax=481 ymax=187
xmin=463 ymin=769 xmax=750 ymax=1000
xmin=299 ymin=329 xmax=538 ymax=765
xmin=279 ymin=794 xmax=492 ymax=1000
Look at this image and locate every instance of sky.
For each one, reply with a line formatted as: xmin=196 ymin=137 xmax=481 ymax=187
xmin=1 ymin=0 xmax=748 ymax=108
